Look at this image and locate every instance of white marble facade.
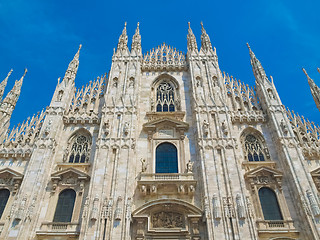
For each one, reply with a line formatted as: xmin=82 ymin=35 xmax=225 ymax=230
xmin=0 ymin=22 xmax=319 ymax=240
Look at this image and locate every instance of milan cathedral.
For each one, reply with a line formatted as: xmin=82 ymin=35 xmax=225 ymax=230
xmin=0 ymin=22 xmax=319 ymax=239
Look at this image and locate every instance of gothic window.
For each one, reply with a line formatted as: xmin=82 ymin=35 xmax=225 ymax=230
xmin=156 ymin=143 xmax=178 ymax=173
xmin=53 ymin=189 xmax=76 ymax=222
xmin=156 ymin=82 xmax=175 ymax=112
xmin=0 ymin=189 xmax=9 ymax=219
xmin=68 ymin=134 xmax=91 ymax=163
xmin=258 ymin=187 xmax=283 ymax=220
xmin=244 ymin=134 xmax=265 ymax=162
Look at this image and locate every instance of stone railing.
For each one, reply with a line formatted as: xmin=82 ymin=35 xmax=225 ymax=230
xmin=137 ymin=173 xmax=196 ymax=195
xmin=36 ymin=222 xmax=79 ymax=236
xmin=257 ymin=219 xmax=296 ymax=231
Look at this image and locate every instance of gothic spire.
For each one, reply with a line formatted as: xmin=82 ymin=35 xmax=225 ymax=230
xmin=131 ymin=22 xmax=142 ymax=54
xmin=200 ymin=22 xmax=213 ymax=53
xmin=62 ymin=44 xmax=82 ymax=84
xmin=303 ymin=68 xmax=320 ymax=111
xmin=116 ymin=22 xmax=128 ymax=54
xmin=247 ymin=43 xmax=268 ymax=83
xmin=0 ymin=69 xmax=12 ymax=102
xmin=187 ymin=22 xmax=198 ymax=52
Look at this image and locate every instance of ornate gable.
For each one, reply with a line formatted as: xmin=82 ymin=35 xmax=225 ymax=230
xmin=143 ymin=115 xmax=189 ymax=140
xmin=51 ymin=167 xmax=90 ymax=193
xmin=245 ymin=166 xmax=283 ymax=191
xmin=0 ymin=167 xmax=24 ymax=193
xmin=310 ymin=167 xmax=320 ymax=190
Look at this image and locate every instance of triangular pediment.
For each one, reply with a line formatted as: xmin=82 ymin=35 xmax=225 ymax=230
xmin=143 ymin=117 xmax=189 ymax=130
xmin=311 ymin=167 xmax=320 ymax=177
xmin=245 ymin=166 xmax=283 ymax=178
xmin=0 ymin=168 xmax=23 ymax=179
xmin=51 ymin=167 xmax=90 ymax=181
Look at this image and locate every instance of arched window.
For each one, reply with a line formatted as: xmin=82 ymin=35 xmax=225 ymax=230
xmin=0 ymin=189 xmax=9 ymax=219
xmin=68 ymin=133 xmax=91 ymax=163
xmin=244 ymin=134 xmax=266 ymax=161
xmin=156 ymin=143 xmax=178 ymax=173
xmin=258 ymin=187 xmax=283 ymax=220
xmin=53 ymin=189 xmax=76 ymax=222
xmin=156 ymin=82 xmax=175 ymax=112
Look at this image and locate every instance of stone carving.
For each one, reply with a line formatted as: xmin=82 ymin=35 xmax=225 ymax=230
xmin=223 ymin=197 xmax=235 ymax=218
xmin=113 ymin=78 xmax=118 ymax=88
xmin=140 ymin=158 xmax=147 ymax=172
xmin=83 ymin=197 xmax=89 ymax=219
xmin=204 ymin=196 xmax=211 ymax=218
xmin=151 ymin=185 xmax=157 ymax=194
xmin=129 ymin=77 xmax=134 ymax=87
xmin=221 ymin=120 xmax=228 ymax=135
xmin=306 ymin=190 xmax=320 ymax=217
xmin=267 ymin=88 xmax=275 ymax=100
xmin=213 ymin=194 xmax=221 ymax=220
xmin=256 ymin=176 xmax=270 ymax=184
xmin=236 ymin=194 xmax=245 ymax=219
xmin=152 ymin=212 xmax=184 ymax=228
xmin=125 ymin=197 xmax=132 ymax=221
xmin=43 ymin=119 xmax=52 ymax=138
xmin=15 ymin=195 xmax=27 ymax=221
xmin=123 ymin=122 xmax=129 ymax=136
xmin=104 ymin=120 xmax=110 ymax=136
xmin=202 ymin=120 xmax=209 ymax=136
xmin=280 ymin=119 xmax=289 ymax=134
xmin=246 ymin=196 xmax=254 ymax=218
xmin=26 ymin=196 xmax=37 ymax=221
xmin=142 ymin=43 xmax=187 ymax=71
xmin=114 ymin=196 xmax=123 ymax=221
xmin=186 ymin=160 xmax=193 ymax=173
xmin=196 ymin=77 xmax=202 ymax=87
xmin=61 ymin=173 xmax=77 ymax=185
xmin=91 ymin=195 xmax=99 ymax=221
xmin=57 ymin=89 xmax=63 ymax=101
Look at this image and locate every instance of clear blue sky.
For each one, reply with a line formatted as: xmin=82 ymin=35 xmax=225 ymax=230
xmin=0 ymin=0 xmax=319 ymax=127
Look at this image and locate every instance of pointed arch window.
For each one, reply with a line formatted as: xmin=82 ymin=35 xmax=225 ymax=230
xmin=53 ymin=189 xmax=76 ymax=222
xmin=244 ymin=134 xmax=265 ymax=162
xmin=68 ymin=133 xmax=91 ymax=163
xmin=156 ymin=143 xmax=178 ymax=173
xmin=0 ymin=189 xmax=9 ymax=219
xmin=258 ymin=187 xmax=283 ymax=220
xmin=156 ymin=82 xmax=175 ymax=112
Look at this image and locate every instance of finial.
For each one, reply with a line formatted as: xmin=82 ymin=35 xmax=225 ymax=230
xmin=125 ymin=22 xmax=127 ymax=27
xmin=137 ymin=22 xmax=139 ymax=27
xmin=317 ymin=67 xmax=320 ymax=74
xmin=188 ymin=22 xmax=191 ymax=28
xmin=200 ymin=21 xmax=203 ymax=27
xmin=246 ymin=43 xmax=251 ymax=50
xmin=79 ymin=44 xmax=82 ymax=51
xmin=302 ymin=68 xmax=310 ymax=78
xmin=22 ymin=68 xmax=28 ymax=78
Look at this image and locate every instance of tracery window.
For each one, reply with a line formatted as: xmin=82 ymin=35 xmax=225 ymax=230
xmin=258 ymin=187 xmax=283 ymax=220
xmin=156 ymin=143 xmax=178 ymax=173
xmin=0 ymin=189 xmax=9 ymax=219
xmin=53 ymin=189 xmax=76 ymax=222
xmin=244 ymin=134 xmax=265 ymax=162
xmin=68 ymin=134 xmax=91 ymax=163
xmin=156 ymin=82 xmax=175 ymax=112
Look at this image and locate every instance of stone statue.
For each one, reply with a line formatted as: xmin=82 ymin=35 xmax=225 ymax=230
xmin=140 ymin=158 xmax=147 ymax=172
xmin=186 ymin=160 xmax=193 ymax=173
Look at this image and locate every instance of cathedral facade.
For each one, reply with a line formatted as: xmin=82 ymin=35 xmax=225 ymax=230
xmin=0 ymin=22 xmax=319 ymax=240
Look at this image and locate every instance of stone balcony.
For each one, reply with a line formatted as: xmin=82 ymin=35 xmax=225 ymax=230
xmin=257 ymin=219 xmax=299 ymax=237
xmin=36 ymin=222 xmax=80 ymax=236
xmin=137 ymin=173 xmax=196 ymax=195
